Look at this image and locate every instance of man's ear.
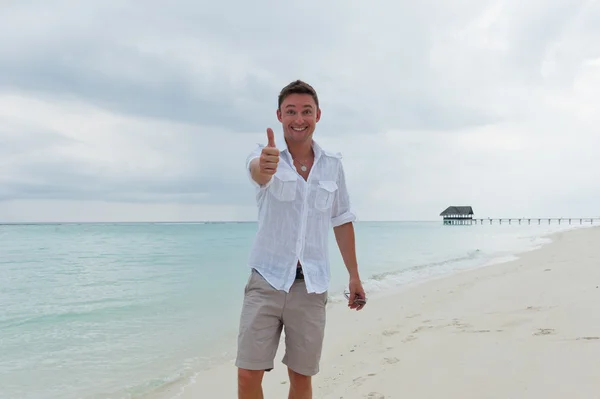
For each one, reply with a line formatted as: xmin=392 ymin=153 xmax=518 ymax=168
xmin=276 ymin=108 xmax=282 ymax=122
xmin=316 ymin=108 xmax=321 ymax=122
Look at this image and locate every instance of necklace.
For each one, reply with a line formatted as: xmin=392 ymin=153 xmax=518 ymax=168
xmin=294 ymin=159 xmax=309 ymax=172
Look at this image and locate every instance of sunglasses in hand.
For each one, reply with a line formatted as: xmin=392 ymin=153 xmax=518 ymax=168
xmin=344 ymin=291 xmax=367 ymax=306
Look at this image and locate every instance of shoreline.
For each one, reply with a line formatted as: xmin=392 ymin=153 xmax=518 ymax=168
xmin=149 ymin=224 xmax=599 ymax=398
xmin=324 ymin=223 xmax=583 ymax=309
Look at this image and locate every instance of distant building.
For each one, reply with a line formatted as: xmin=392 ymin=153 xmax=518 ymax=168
xmin=440 ymin=206 xmax=474 ymax=225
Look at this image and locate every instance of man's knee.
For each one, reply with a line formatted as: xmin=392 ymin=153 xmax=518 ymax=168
xmin=238 ymin=368 xmax=265 ymax=390
xmin=288 ymin=367 xmax=312 ymax=389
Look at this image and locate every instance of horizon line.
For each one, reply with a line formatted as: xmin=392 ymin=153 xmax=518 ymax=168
xmin=0 ymin=219 xmax=441 ymax=225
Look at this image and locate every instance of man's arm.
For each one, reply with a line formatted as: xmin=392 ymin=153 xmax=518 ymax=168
xmin=334 ymin=221 xmax=366 ymax=310
xmin=333 ymin=222 xmax=360 ymax=281
xmin=331 ymin=160 xmax=365 ymax=310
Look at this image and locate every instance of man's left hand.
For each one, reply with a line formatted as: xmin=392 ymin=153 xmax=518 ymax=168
xmin=347 ymin=278 xmax=366 ymax=311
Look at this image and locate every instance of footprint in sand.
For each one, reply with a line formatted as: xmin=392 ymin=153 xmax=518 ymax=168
xmin=526 ymin=306 xmax=543 ymax=311
xmin=382 ymin=329 xmax=400 ymax=336
xmin=450 ymin=319 xmax=472 ymax=330
xmin=533 ymin=328 xmax=555 ymax=336
xmin=353 ymin=376 xmax=366 ymax=385
xmin=412 ymin=325 xmax=435 ymax=333
xmin=352 ymin=373 xmax=377 ymax=387
xmin=384 ymin=357 xmax=400 ymax=364
xmin=576 ymin=336 xmax=600 ymax=341
xmin=402 ymin=334 xmax=417 ymax=343
xmin=366 ymin=393 xmax=385 ymax=399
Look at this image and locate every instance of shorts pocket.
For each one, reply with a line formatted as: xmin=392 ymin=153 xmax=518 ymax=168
xmin=270 ymin=170 xmax=297 ymax=201
xmin=315 ymin=180 xmax=338 ymax=211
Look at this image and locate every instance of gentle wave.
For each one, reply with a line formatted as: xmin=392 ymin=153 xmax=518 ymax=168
xmin=0 ymin=301 xmax=158 ymax=330
xmin=370 ymin=249 xmax=482 ymax=282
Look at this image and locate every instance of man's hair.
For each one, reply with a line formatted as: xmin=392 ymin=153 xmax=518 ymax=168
xmin=278 ymin=80 xmax=319 ymax=110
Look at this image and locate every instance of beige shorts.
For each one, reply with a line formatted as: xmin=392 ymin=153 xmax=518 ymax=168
xmin=235 ymin=269 xmax=328 ymax=376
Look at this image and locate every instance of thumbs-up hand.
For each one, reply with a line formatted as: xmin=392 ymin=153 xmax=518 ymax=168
xmin=260 ymin=128 xmax=280 ymax=176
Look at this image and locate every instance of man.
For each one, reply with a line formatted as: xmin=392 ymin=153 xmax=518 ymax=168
xmin=237 ymin=80 xmax=366 ymax=399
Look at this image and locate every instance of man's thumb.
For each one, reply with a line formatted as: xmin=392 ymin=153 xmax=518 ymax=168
xmin=266 ymin=128 xmax=276 ymax=148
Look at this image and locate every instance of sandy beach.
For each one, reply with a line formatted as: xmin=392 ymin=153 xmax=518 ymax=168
xmin=169 ymin=225 xmax=600 ymax=398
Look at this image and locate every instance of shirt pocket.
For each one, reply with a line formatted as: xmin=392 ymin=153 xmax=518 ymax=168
xmin=315 ymin=180 xmax=338 ymax=211
xmin=270 ymin=170 xmax=298 ymax=201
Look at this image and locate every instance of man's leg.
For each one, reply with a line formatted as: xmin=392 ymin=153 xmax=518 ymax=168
xmin=236 ymin=269 xmax=285 ymax=398
xmin=287 ymin=367 xmax=312 ymax=399
xmin=238 ymin=368 xmax=265 ymax=399
xmin=281 ymin=278 xmax=328 ymax=399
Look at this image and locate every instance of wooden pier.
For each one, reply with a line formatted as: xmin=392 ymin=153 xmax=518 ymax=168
xmin=441 ymin=206 xmax=600 ymax=226
xmin=473 ymin=218 xmax=599 ymax=225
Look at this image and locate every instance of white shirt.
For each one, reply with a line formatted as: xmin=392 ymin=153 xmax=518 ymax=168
xmin=245 ymin=131 xmax=357 ymax=294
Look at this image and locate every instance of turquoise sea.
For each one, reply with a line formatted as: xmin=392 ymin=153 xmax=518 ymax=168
xmin=0 ymin=221 xmax=583 ymax=399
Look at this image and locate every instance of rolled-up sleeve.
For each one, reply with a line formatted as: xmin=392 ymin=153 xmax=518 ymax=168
xmin=331 ymin=160 xmax=357 ymax=227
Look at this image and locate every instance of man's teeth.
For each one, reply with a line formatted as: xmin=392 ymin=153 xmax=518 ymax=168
xmin=292 ymin=127 xmax=307 ymax=131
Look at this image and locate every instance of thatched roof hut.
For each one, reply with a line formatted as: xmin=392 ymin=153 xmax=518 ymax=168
xmin=440 ymin=206 xmax=474 ymax=217
xmin=440 ymin=206 xmax=474 ymax=225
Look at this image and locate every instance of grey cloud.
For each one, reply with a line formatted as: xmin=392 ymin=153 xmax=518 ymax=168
xmin=378 ymin=94 xmax=503 ymax=132
xmin=0 ymin=47 xmax=277 ymax=132
xmin=0 ymin=0 xmax=500 ymax=135
xmin=1 ymin=134 xmax=252 ymax=206
xmin=1 ymin=179 xmax=249 ymax=205
xmin=0 ymin=1 xmax=361 ymax=133
xmin=503 ymin=1 xmax=588 ymax=83
xmin=0 ymin=127 xmax=78 ymax=155
xmin=1 ymin=168 xmax=250 ymax=206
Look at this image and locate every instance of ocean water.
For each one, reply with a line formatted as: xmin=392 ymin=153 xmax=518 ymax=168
xmin=0 ymin=220 xmax=586 ymax=399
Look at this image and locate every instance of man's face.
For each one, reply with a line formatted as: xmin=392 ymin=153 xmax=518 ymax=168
xmin=277 ymin=93 xmax=321 ymax=145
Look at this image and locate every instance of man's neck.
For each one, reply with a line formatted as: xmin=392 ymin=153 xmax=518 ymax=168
xmin=286 ymin=140 xmax=314 ymax=162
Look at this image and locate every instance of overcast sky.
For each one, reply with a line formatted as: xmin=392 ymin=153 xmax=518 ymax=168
xmin=1 ymin=0 xmax=599 ymax=223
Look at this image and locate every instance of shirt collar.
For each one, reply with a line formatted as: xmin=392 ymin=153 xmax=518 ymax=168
xmin=274 ymin=129 xmax=323 ymax=162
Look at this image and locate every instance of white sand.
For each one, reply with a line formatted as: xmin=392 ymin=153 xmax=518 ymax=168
xmin=166 ymin=226 xmax=600 ymax=398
